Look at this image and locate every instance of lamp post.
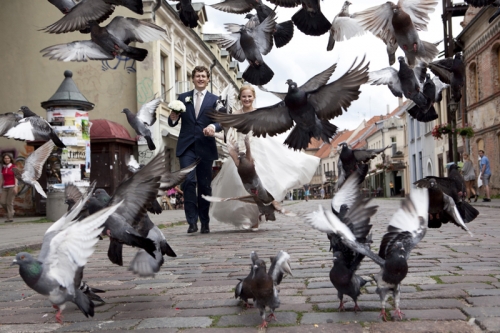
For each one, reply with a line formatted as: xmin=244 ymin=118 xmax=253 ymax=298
xmin=449 ymin=101 xmax=459 ymax=163
xmin=381 ymin=152 xmax=386 ymax=197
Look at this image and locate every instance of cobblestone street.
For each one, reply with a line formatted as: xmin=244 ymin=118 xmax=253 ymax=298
xmin=0 ymin=198 xmax=499 ymax=332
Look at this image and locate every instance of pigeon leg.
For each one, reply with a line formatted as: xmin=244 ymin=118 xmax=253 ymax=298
xmin=392 ymin=287 xmax=404 ymax=320
xmin=244 ymin=302 xmax=253 ymax=309
xmin=379 ymin=289 xmax=390 ymax=321
xmin=267 ymin=312 xmax=277 ymax=322
xmin=53 ymin=305 xmax=64 ymax=324
xmin=258 ymin=320 xmax=268 ymax=330
xmin=338 ymin=299 xmax=345 ymax=311
xmin=379 ymin=308 xmax=388 ymax=322
xmin=403 ymin=45 xmax=408 ymax=51
xmin=429 ymin=213 xmax=433 ymax=221
xmin=353 ymin=302 xmax=362 ymax=313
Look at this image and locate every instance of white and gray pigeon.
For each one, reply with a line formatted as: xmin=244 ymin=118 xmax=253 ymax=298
xmin=44 ymin=0 xmax=144 ymax=33
xmin=407 ymin=74 xmax=448 ymax=123
xmin=327 ymin=1 xmax=365 ymax=51
xmin=122 ymin=96 xmax=161 ymax=151
xmin=13 ymin=140 xmax=55 ymax=199
xmin=248 ymin=250 xmax=293 ymax=329
xmin=214 ymin=12 xmax=277 ymax=85
xmin=305 ymin=188 xmax=429 ymax=321
xmin=0 ymin=112 xmax=22 ymax=136
xmin=11 ymin=186 xmax=123 ymax=324
xmin=40 ymin=16 xmax=167 ymax=62
xmin=4 ymin=106 xmax=66 ymax=148
xmin=353 ymin=0 xmax=439 ymax=66
xmin=243 ymin=3 xmax=294 ymax=48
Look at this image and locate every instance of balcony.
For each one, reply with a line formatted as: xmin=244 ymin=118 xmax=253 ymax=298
xmin=391 ymin=146 xmax=405 ymax=159
xmin=175 ymin=81 xmax=191 ymax=95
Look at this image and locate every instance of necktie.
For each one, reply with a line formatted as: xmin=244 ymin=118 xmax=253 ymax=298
xmin=195 ymin=91 xmax=202 ymax=118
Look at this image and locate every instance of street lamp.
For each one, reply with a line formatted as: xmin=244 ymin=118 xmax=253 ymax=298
xmin=449 ymin=101 xmax=459 ymax=163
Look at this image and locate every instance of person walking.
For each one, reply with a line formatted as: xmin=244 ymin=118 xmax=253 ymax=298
xmin=478 ymin=150 xmax=491 ymax=202
xmin=461 ymin=153 xmax=478 ymax=202
xmin=304 ymin=184 xmax=310 ymax=202
xmin=1 ymin=153 xmax=18 ymax=222
xmin=320 ymin=186 xmax=325 ymax=199
xmin=168 ymin=66 xmax=223 ymax=234
xmin=390 ymin=181 xmax=395 ymax=196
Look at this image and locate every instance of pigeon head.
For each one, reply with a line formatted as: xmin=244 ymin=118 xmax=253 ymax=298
xmin=332 ymin=251 xmax=344 ymax=263
xmin=252 ymin=259 xmax=267 ymax=279
xmin=121 ymin=108 xmax=131 ymax=114
xmin=11 ymin=252 xmax=35 ymax=266
xmin=394 ymin=241 xmax=406 ymax=258
xmin=455 ymin=53 xmax=462 ymax=60
xmin=285 ymin=79 xmax=297 ymax=90
xmin=429 ymin=178 xmax=437 ymax=188
xmin=245 ymin=14 xmax=253 ymax=19
xmin=398 ymin=56 xmax=406 ymax=64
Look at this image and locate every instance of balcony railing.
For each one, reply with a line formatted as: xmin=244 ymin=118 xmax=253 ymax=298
xmin=175 ymin=81 xmax=191 ymax=95
xmin=391 ymin=146 xmax=405 ymax=158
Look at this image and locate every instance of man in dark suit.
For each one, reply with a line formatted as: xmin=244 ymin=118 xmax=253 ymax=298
xmin=168 ymin=66 xmax=222 ymax=234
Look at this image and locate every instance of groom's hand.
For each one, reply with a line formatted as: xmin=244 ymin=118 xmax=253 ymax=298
xmin=203 ymin=125 xmax=215 ymax=137
xmin=170 ymin=112 xmax=179 ymax=122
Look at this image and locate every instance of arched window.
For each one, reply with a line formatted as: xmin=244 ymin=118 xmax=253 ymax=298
xmin=468 ymin=63 xmax=478 ymax=105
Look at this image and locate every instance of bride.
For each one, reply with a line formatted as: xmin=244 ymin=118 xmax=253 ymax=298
xmin=209 ymin=84 xmax=319 ymax=230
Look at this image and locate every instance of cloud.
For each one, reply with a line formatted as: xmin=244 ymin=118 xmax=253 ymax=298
xmin=201 ymin=0 xmax=464 ymax=132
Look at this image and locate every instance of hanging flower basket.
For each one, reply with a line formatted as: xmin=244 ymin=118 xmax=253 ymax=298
xmin=432 ymin=123 xmax=452 ymax=140
xmin=375 ymin=163 xmax=385 ymax=170
xmin=457 ymin=126 xmax=474 ymax=138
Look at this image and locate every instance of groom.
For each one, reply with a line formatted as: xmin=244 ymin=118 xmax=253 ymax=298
xmin=168 ymin=66 xmax=222 ymax=234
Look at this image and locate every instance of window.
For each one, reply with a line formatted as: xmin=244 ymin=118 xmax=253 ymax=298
xmin=412 ymin=154 xmax=417 ymax=182
xmin=160 ymin=54 xmax=168 ymax=101
xmin=416 ymin=120 xmax=421 ymax=137
xmin=418 ymin=151 xmax=423 ymax=179
xmin=438 ymin=153 xmax=444 ymax=177
xmin=391 ymin=137 xmax=397 ymax=156
xmin=468 ymin=63 xmax=478 ymax=104
xmin=410 ymin=118 xmax=415 ymax=141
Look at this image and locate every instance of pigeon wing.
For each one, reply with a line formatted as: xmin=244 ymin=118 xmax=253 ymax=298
xmin=352 ymin=2 xmax=396 ymax=45
xmin=268 ymin=250 xmax=292 ymax=285
xmin=465 ymin=0 xmax=497 ymax=6
xmin=159 ymin=161 xmax=198 ymax=189
xmin=208 ymin=102 xmax=294 ymax=138
xmin=428 ymin=58 xmax=454 ymax=84
xmin=330 ymin=16 xmax=365 ymax=42
xmin=368 ymin=67 xmax=403 ymax=97
xmin=257 ymin=85 xmax=287 ymax=101
xmin=0 ymin=113 xmax=22 ymax=136
xmin=399 ymin=0 xmax=438 ymax=31
xmin=300 ymin=63 xmax=338 ymax=93
xmin=215 ymin=33 xmax=246 ymax=62
xmin=64 ymin=183 xmax=83 ymax=208
xmin=40 ymin=40 xmax=113 ymax=62
xmin=432 ymin=76 xmax=449 ymax=101
xmin=201 ymin=194 xmax=256 ymax=204
xmin=310 ymin=57 xmax=369 ymax=121
xmin=106 ymin=16 xmax=167 ymax=44
xmin=250 ymin=12 xmax=276 ymax=55
xmin=211 ymin=0 xmax=256 ymax=14
xmin=267 ymin=0 xmax=300 ymax=8
xmin=24 ymin=140 xmax=56 ymax=181
xmin=42 ymin=0 xmax=115 ymax=34
xmin=137 ymin=97 xmax=161 ymax=126
xmin=332 ymin=171 xmax=364 ymax=213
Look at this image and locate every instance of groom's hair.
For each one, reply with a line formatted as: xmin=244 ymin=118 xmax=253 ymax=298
xmin=192 ymin=66 xmax=210 ymax=79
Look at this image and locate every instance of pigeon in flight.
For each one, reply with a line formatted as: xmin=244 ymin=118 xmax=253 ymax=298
xmin=40 ymin=16 xmax=167 ymax=62
xmin=3 ymin=106 xmax=66 ymax=148
xmin=465 ymin=0 xmax=500 ymax=23
xmin=327 ymin=1 xmax=365 ymax=51
xmin=44 ymin=0 xmax=144 ymax=34
xmin=12 ymin=186 xmax=123 ymax=323
xmin=428 ymin=53 xmax=465 ymax=103
xmin=305 ymin=188 xmax=429 ymax=321
xmin=244 ymin=3 xmax=294 ymax=48
xmin=13 ymin=140 xmax=55 ymax=199
xmin=353 ymin=0 xmax=439 ymax=66
xmin=122 ymin=96 xmax=162 ymax=151
xmin=248 ymin=250 xmax=292 ymax=329
xmin=210 ymin=58 xmax=369 ymax=150
xmin=407 ymin=74 xmax=448 ymax=122
xmin=369 ymin=57 xmax=428 ymax=109
xmin=267 ymin=0 xmax=331 ymax=36
xmin=214 ymin=12 xmax=277 ymax=85
xmin=170 ymin=0 xmax=199 ymax=28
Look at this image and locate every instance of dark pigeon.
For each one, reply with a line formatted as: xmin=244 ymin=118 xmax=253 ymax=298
xmin=12 ymin=186 xmax=122 ymax=323
xmin=305 ymin=189 xmax=429 ymax=321
xmin=3 ymin=106 xmax=66 ymax=148
xmin=407 ymin=74 xmax=448 ymax=122
xmin=170 ymin=0 xmax=199 ymax=28
xmin=215 ymin=13 xmax=277 ymax=85
xmin=428 ymin=53 xmax=465 ymax=103
xmin=245 ymin=3 xmax=294 ymax=48
xmin=44 ymin=0 xmax=144 ymax=34
xmin=327 ymin=1 xmax=365 ymax=51
xmin=41 ymin=16 xmax=167 ymax=62
xmin=353 ymin=1 xmax=439 ymax=66
xmin=465 ymin=0 xmax=500 ymax=23
xmin=210 ymin=58 xmax=369 ymax=151
xmin=248 ymin=250 xmax=292 ymax=329
xmin=122 ymin=97 xmax=161 ymax=151
xmin=235 ymin=251 xmax=259 ymax=308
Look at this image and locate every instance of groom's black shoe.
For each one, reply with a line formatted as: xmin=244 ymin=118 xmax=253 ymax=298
xmin=187 ymin=224 xmax=198 ymax=233
xmin=200 ymin=224 xmax=210 ymax=234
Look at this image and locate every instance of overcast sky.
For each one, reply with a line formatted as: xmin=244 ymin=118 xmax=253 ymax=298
xmin=200 ymin=0 xmax=465 ymax=131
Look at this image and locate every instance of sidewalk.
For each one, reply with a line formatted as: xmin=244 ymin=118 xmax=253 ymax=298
xmin=0 ymin=199 xmax=499 ymax=332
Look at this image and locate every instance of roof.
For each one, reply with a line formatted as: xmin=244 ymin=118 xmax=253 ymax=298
xmin=315 ymin=143 xmax=332 ymax=158
xmin=90 ymin=119 xmax=135 ymax=143
xmin=41 ymin=70 xmax=94 ymax=110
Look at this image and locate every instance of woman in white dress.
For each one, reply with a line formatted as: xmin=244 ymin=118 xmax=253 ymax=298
xmin=209 ymin=85 xmax=319 ymax=230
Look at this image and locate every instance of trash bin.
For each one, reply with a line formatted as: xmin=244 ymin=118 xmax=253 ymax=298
xmin=46 ymin=189 xmax=66 ymax=222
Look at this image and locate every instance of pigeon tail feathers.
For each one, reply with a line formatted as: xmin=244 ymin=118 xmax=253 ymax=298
xmin=80 ymin=282 xmax=105 ymax=304
xmin=408 ymin=105 xmax=438 ymax=123
xmin=458 ymin=201 xmax=479 ymax=224
xmin=292 ymin=8 xmax=331 ymax=36
xmin=33 ymin=181 xmax=48 ymax=198
xmin=419 ymin=40 xmax=440 ymax=63
xmin=145 ymin=135 xmax=156 ymax=150
xmin=122 ymin=46 xmax=148 ymax=62
xmin=49 ymin=132 xmax=66 ymax=148
xmin=284 ymin=125 xmax=312 ymax=151
xmin=74 ymin=288 xmax=95 ymax=318
xmin=320 ymin=120 xmax=338 ymax=143
xmin=242 ymin=62 xmax=274 ymax=86
xmin=177 ymin=3 xmax=198 ymax=28
xmin=274 ymin=20 xmax=294 ymax=48
xmin=107 ymin=238 xmax=123 ymax=266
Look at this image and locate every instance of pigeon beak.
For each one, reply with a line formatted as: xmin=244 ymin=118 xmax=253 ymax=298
xmin=252 ymin=265 xmax=258 ymax=279
xmin=11 ymin=259 xmax=17 ymax=266
xmin=283 ymin=261 xmax=293 ymax=276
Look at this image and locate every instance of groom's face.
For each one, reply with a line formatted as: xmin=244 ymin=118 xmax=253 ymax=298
xmin=193 ymin=71 xmax=209 ymax=91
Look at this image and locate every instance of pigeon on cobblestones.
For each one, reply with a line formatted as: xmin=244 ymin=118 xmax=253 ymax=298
xmin=249 ymin=250 xmax=292 ymax=329
xmin=12 ymin=185 xmax=122 ymax=324
xmin=235 ymin=251 xmax=259 ymax=308
xmin=305 ymin=188 xmax=429 ymax=321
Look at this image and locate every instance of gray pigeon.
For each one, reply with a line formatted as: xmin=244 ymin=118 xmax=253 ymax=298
xmin=305 ymin=188 xmax=429 ymax=321
xmin=12 ymin=187 xmax=122 ymax=323
xmin=353 ymin=0 xmax=439 ymax=66
xmin=327 ymin=1 xmax=365 ymax=51
xmin=244 ymin=3 xmax=294 ymax=48
xmin=214 ymin=12 xmax=276 ymax=85
xmin=13 ymin=140 xmax=55 ymax=199
xmin=44 ymin=0 xmax=144 ymax=34
xmin=40 ymin=16 xmax=167 ymax=62
xmin=235 ymin=251 xmax=259 ymax=308
xmin=428 ymin=53 xmax=465 ymax=103
xmin=248 ymin=250 xmax=292 ymax=329
xmin=407 ymin=74 xmax=448 ymax=122
xmin=210 ymin=58 xmax=369 ymax=150
xmin=122 ymin=96 xmax=161 ymax=151
xmin=4 ymin=106 xmax=66 ymax=148
xmin=0 ymin=112 xmax=22 ymax=136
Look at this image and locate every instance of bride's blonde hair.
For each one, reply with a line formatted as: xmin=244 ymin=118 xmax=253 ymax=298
xmin=238 ymin=85 xmax=256 ymax=100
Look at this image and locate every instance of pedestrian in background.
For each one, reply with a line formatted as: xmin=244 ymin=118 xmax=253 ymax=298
xmin=1 ymin=153 xmax=18 ymax=223
xmin=461 ymin=153 xmax=478 ymax=202
xmin=478 ymin=150 xmax=491 ymax=202
xmin=320 ymin=186 xmax=325 ymax=199
xmin=304 ymin=184 xmax=310 ymax=202
xmin=390 ymin=181 xmax=395 ymax=196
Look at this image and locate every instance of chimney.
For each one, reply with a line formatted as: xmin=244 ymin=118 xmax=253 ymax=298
xmin=387 ymin=104 xmax=390 ymax=114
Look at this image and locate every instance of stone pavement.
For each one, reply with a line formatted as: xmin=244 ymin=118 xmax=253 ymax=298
xmin=0 ymin=198 xmax=499 ymax=332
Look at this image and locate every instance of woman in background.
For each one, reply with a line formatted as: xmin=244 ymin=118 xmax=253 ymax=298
xmin=462 ymin=153 xmax=478 ymax=202
xmin=1 ymin=153 xmax=18 ymax=222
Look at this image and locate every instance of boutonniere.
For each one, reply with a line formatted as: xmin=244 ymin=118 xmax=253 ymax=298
xmin=168 ymin=100 xmax=186 ymax=114
xmin=185 ymin=96 xmax=192 ymax=103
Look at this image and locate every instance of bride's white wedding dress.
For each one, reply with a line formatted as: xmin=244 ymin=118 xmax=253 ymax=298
xmin=209 ymin=119 xmax=320 ymax=229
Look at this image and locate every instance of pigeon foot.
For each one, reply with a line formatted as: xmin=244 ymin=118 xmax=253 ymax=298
xmin=379 ymin=309 xmax=388 ymax=322
xmin=267 ymin=313 xmax=277 ymax=322
xmin=244 ymin=302 xmax=254 ymax=309
xmin=53 ymin=306 xmax=63 ymax=324
xmin=338 ymin=300 xmax=345 ymax=312
xmin=258 ymin=320 xmax=268 ymax=329
xmin=353 ymin=302 xmax=361 ymax=313
xmin=393 ymin=309 xmax=405 ymax=320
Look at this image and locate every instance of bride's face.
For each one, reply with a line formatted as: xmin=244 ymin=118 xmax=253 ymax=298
xmin=240 ymin=89 xmax=255 ymax=108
